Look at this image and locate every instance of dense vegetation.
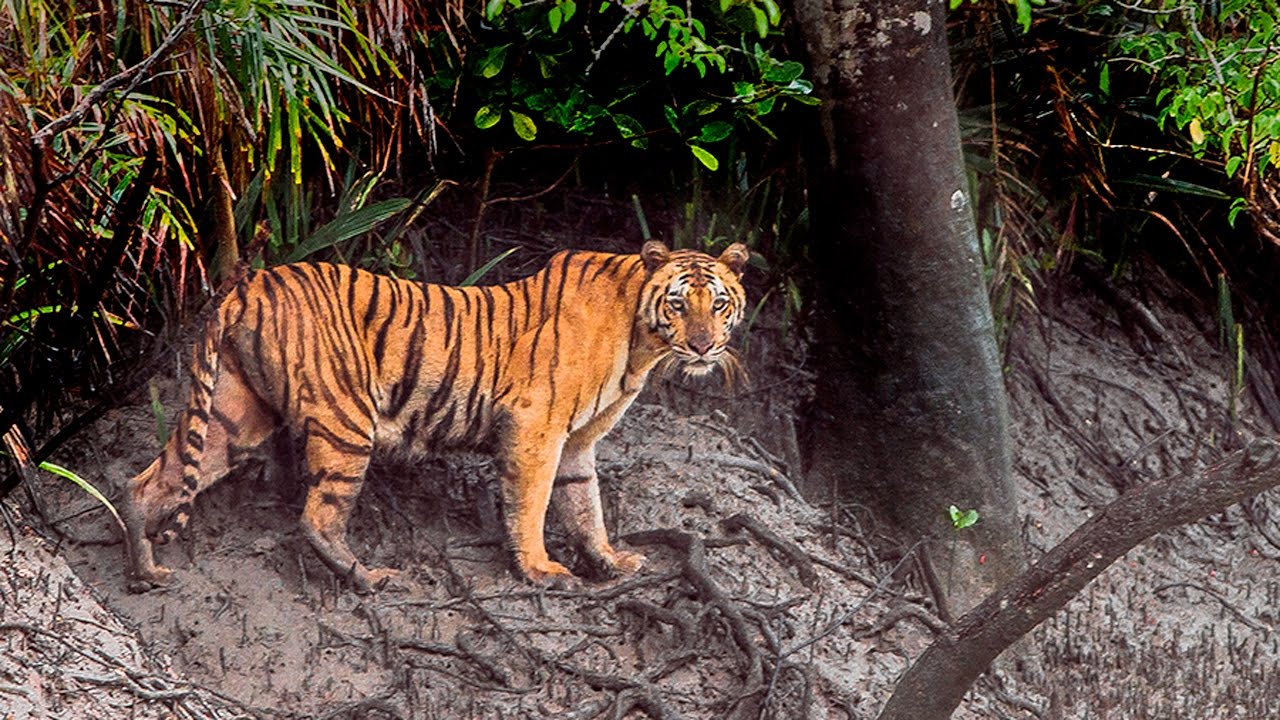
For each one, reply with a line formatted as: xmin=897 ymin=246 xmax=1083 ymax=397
xmin=3 ymin=0 xmax=1280 ymax=536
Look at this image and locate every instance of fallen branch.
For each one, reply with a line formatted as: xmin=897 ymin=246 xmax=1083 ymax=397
xmin=68 ymin=672 xmax=190 ymax=702
xmin=877 ymin=437 xmax=1280 ymax=720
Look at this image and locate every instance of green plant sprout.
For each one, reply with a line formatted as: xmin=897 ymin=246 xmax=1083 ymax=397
xmin=948 ymin=504 xmax=980 ymax=530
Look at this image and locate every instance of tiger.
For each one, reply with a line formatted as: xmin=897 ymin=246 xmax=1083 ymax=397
xmin=120 ymin=240 xmax=749 ymax=593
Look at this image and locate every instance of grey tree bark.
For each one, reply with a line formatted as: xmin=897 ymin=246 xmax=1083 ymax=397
xmin=793 ymin=0 xmax=1023 ymax=616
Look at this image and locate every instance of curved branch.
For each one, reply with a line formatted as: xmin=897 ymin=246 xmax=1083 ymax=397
xmin=877 ymin=437 xmax=1280 ymax=720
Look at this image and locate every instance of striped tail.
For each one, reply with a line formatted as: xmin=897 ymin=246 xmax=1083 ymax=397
xmin=165 ymin=307 xmax=225 ymax=536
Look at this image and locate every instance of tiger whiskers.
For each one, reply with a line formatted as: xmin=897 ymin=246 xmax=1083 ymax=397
xmin=717 ymin=348 xmax=750 ymax=393
xmin=660 ymin=348 xmax=750 ymax=394
xmin=655 ymin=354 xmax=681 ymax=383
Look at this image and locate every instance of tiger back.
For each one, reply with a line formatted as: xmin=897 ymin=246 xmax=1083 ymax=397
xmin=121 ymin=240 xmax=749 ymax=592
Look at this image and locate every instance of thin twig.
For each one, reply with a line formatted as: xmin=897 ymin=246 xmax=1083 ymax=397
xmin=1153 ymin=581 xmax=1271 ymax=633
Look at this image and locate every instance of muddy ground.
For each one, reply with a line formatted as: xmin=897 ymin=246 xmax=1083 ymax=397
xmin=5 ymin=266 xmax=1280 ymax=719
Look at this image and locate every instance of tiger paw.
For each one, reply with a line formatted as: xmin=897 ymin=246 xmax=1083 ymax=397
xmin=605 ymin=549 xmax=646 ymax=576
xmin=523 ymin=559 xmax=578 ymax=589
xmin=352 ymin=567 xmax=402 ymax=594
xmin=126 ymin=565 xmax=173 ymax=594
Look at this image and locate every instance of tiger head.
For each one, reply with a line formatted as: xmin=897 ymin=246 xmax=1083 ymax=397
xmin=639 ymin=240 xmax=749 ymax=378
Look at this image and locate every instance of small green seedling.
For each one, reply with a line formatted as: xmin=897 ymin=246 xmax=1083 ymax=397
xmin=948 ymin=504 xmax=980 ymax=530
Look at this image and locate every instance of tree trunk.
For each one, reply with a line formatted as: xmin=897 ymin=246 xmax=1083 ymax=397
xmin=794 ymin=0 xmax=1023 ymax=616
xmin=877 ymin=437 xmax=1280 ymax=719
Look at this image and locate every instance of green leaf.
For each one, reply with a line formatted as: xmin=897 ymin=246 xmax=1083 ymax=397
xmin=233 ymin=170 xmax=265 ymax=237
xmin=549 ymin=5 xmax=563 ymax=31
xmin=663 ymin=105 xmax=680 ymax=130
xmin=663 ymin=53 xmax=680 ymax=75
xmin=612 ymin=113 xmax=645 ymax=138
xmin=1226 ymin=155 xmax=1243 ymax=178
xmin=685 ymin=99 xmax=721 ymax=116
xmin=690 ymin=145 xmax=719 ymax=170
xmin=698 ymin=120 xmax=733 ymax=143
xmin=149 ymin=380 xmax=168 ymax=445
xmin=1228 ymin=197 xmax=1248 ymax=228
xmin=1015 ymin=0 xmax=1032 ymax=33
xmin=751 ymin=6 xmax=768 ymax=38
xmin=486 ymin=0 xmax=507 ymax=18
xmin=1099 ymin=63 xmax=1110 ymax=95
xmin=760 ymin=0 xmax=781 ymax=25
xmin=1118 ymin=174 xmax=1231 ymax=200
xmin=510 ymin=110 xmax=538 ymax=141
xmin=763 ymin=60 xmax=804 ymax=83
xmin=788 ymin=78 xmax=814 ymax=95
xmin=479 ymin=45 xmax=509 ymax=79
xmin=475 ymin=105 xmax=503 ymax=129
xmin=462 ymin=246 xmax=521 ymax=286
xmin=40 ymin=461 xmax=125 ymax=533
xmin=283 ymin=198 xmax=412 ymax=263
xmin=561 ymin=0 xmax=577 ymax=23
xmin=948 ymin=504 xmax=980 ymax=530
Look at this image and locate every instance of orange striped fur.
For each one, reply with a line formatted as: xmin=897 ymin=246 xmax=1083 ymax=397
xmin=121 ymin=241 xmax=749 ymax=592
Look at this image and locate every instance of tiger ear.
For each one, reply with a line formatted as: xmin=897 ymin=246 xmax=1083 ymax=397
xmin=718 ymin=243 xmax=750 ymax=277
xmin=641 ymin=240 xmax=670 ymax=272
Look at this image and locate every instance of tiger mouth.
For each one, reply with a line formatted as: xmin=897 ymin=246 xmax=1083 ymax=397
xmin=674 ymin=352 xmax=720 ymax=376
xmin=683 ymin=360 xmax=717 ymax=376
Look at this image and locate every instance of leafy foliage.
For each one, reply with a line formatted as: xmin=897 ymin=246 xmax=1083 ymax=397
xmin=0 ymin=0 xmax=814 ymax=443
xmin=1115 ymin=0 xmax=1280 ymax=240
xmin=458 ymin=0 xmax=816 ymax=170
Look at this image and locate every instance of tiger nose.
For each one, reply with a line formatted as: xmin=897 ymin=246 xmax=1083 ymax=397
xmin=689 ymin=334 xmax=714 ymax=356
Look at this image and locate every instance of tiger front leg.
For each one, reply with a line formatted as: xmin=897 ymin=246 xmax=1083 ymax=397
xmin=552 ymin=441 xmax=645 ymax=577
xmin=500 ymin=430 xmax=575 ymax=585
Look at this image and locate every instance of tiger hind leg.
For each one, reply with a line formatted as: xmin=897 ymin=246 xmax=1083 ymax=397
xmin=295 ymin=422 xmax=395 ymax=593
xmin=121 ymin=364 xmax=276 ymax=592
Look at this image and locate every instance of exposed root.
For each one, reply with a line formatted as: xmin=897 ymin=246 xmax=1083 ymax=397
xmin=721 ymin=512 xmax=819 ymax=589
xmin=624 ymin=528 xmax=766 ymax=689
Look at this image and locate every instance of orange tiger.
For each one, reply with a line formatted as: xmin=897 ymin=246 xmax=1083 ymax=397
xmin=121 ymin=241 xmax=749 ymax=592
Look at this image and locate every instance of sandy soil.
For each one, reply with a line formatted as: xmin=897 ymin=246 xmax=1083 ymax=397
xmin=5 ymin=267 xmax=1280 ymax=719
